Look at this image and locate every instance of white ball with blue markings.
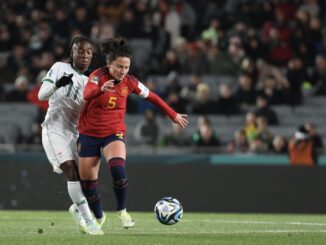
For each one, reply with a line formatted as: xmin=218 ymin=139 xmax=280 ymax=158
xmin=154 ymin=197 xmax=183 ymax=225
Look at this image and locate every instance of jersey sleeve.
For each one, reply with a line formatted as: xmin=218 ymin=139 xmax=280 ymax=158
xmin=146 ymin=91 xmax=177 ymax=120
xmin=130 ymin=76 xmax=149 ymax=98
xmin=42 ymin=62 xmax=62 ymax=84
xmin=129 ymin=76 xmax=176 ymax=119
xmin=38 ymin=80 xmax=58 ymax=101
xmin=83 ymin=71 xmax=103 ymax=100
xmin=38 ymin=62 xmax=62 ymax=100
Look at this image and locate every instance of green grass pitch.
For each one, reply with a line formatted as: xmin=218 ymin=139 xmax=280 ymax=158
xmin=1 ymin=211 xmax=326 ymax=245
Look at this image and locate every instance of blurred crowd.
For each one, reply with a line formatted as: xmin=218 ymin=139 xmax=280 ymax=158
xmin=0 ymin=0 xmax=325 ymax=162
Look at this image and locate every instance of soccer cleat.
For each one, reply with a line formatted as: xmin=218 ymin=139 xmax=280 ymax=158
xmin=118 ymin=209 xmax=135 ymax=228
xmin=85 ymin=219 xmax=104 ymax=235
xmin=69 ymin=204 xmax=87 ymax=234
xmin=97 ymin=212 xmax=107 ymax=229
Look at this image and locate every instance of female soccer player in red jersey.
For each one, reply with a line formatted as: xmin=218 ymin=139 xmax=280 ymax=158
xmin=77 ymin=37 xmax=188 ymax=228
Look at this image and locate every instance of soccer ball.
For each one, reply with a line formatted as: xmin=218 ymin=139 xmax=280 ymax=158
xmin=154 ymin=197 xmax=183 ymax=225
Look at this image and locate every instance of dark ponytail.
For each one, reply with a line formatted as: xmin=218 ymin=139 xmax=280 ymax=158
xmin=101 ymin=37 xmax=131 ymax=63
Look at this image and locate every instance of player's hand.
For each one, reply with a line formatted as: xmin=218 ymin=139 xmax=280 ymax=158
xmin=55 ymin=74 xmax=73 ymax=88
xmin=101 ymin=79 xmax=115 ymax=92
xmin=173 ymin=113 xmax=188 ymax=128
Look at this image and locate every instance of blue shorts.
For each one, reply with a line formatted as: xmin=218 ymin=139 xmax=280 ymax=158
xmin=78 ymin=133 xmax=125 ymax=157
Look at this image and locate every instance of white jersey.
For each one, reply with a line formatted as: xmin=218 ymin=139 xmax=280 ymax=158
xmin=39 ymin=62 xmax=87 ymax=133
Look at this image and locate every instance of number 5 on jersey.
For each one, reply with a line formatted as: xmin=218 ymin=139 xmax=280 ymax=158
xmin=107 ymin=96 xmax=117 ymax=109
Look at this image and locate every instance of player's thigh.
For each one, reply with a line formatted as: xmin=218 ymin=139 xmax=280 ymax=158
xmin=102 ymin=140 xmax=126 ymax=161
xmin=79 ymin=156 xmax=101 ymax=179
xmin=42 ymin=126 xmax=75 ymax=174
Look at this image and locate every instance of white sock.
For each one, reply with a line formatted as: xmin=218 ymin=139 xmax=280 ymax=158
xmin=67 ymin=181 xmax=94 ymax=223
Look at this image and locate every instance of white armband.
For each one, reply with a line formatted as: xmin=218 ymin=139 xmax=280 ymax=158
xmin=138 ymin=81 xmax=149 ymax=98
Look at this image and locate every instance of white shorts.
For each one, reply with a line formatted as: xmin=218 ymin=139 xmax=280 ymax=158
xmin=42 ymin=125 xmax=79 ymax=174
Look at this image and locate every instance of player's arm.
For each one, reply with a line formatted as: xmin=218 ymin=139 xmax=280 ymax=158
xmin=83 ymin=73 xmax=114 ymax=100
xmin=146 ymin=91 xmax=188 ymax=128
xmin=38 ymin=62 xmax=60 ymax=101
xmin=134 ymin=80 xmax=188 ymax=128
xmin=38 ymin=80 xmax=59 ymax=101
xmin=38 ymin=74 xmax=73 ymax=101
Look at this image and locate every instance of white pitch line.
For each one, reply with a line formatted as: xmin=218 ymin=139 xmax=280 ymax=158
xmin=181 ymin=219 xmax=326 ymax=226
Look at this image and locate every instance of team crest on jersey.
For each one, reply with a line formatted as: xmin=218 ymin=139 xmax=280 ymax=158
xmin=121 ymin=86 xmax=128 ymax=96
xmin=91 ymin=76 xmax=99 ymax=84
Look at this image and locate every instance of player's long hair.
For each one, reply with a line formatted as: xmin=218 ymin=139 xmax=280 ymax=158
xmin=101 ymin=37 xmax=131 ymax=63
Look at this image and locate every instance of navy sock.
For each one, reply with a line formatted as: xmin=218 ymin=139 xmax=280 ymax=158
xmin=81 ymin=180 xmax=103 ymax=219
xmin=108 ymin=158 xmax=128 ymax=211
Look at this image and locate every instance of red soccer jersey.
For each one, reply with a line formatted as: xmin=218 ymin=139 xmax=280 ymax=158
xmin=78 ymin=67 xmax=177 ymax=138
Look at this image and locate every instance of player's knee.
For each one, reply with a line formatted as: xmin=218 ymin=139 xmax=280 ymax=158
xmin=60 ymin=161 xmax=79 ymax=181
xmin=113 ymin=178 xmax=128 ymax=189
xmin=108 ymin=158 xmax=128 ymax=188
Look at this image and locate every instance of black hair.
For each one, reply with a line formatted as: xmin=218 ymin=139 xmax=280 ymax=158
xmin=101 ymin=37 xmax=131 ymax=63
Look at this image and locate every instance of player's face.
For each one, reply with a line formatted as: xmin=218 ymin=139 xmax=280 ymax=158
xmin=108 ymin=57 xmax=130 ymax=81
xmin=72 ymin=42 xmax=93 ymax=72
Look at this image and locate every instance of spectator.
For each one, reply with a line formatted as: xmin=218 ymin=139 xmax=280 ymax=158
xmin=206 ymin=45 xmax=231 ymax=75
xmin=226 ymin=129 xmax=249 ymax=153
xmin=258 ymin=75 xmax=284 ymax=105
xmin=201 ymin=19 xmax=219 ymax=46
xmin=160 ymin=122 xmax=191 ymax=147
xmin=310 ymin=54 xmax=326 ymax=95
xmin=192 ymin=116 xmax=220 ymax=147
xmin=134 ymin=108 xmax=160 ymax=145
xmin=249 ymin=116 xmax=274 ymax=153
xmin=216 ymin=83 xmax=240 ymax=115
xmin=165 ymin=91 xmax=187 ymax=114
xmin=272 ymin=135 xmax=288 ymax=154
xmin=285 ymin=56 xmax=309 ymax=105
xmin=158 ymin=50 xmax=182 ymax=74
xmin=254 ymin=94 xmax=279 ymax=125
xmin=4 ymin=74 xmax=29 ymax=102
xmin=288 ymin=125 xmax=318 ymax=166
xmin=305 ymin=122 xmax=324 ymax=151
xmin=235 ymin=74 xmax=257 ymax=109
xmin=164 ymin=71 xmax=182 ymax=95
xmin=71 ymin=5 xmax=93 ymax=36
xmin=191 ymin=83 xmax=215 ymax=114
xmin=180 ymin=74 xmax=203 ymax=102
xmin=242 ymin=112 xmax=258 ymax=143
xmin=240 ymin=57 xmax=258 ymax=84
xmin=180 ymin=41 xmax=209 ymax=74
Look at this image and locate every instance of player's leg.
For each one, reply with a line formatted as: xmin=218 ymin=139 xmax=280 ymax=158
xmin=42 ymin=127 xmax=102 ymax=235
xmin=59 ymin=160 xmax=96 ymax=229
xmin=102 ymin=139 xmax=135 ymax=228
xmin=79 ymin=157 xmax=104 ymax=219
xmin=78 ymin=134 xmax=105 ymax=226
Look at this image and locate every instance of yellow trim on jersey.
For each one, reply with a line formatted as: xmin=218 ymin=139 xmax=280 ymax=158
xmin=116 ymin=133 xmax=124 ymax=139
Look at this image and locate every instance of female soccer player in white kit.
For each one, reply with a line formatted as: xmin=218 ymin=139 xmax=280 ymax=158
xmin=38 ymin=36 xmax=103 ymax=235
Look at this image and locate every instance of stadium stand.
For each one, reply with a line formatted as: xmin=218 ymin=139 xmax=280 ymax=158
xmin=0 ymin=0 xmax=325 ymax=154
